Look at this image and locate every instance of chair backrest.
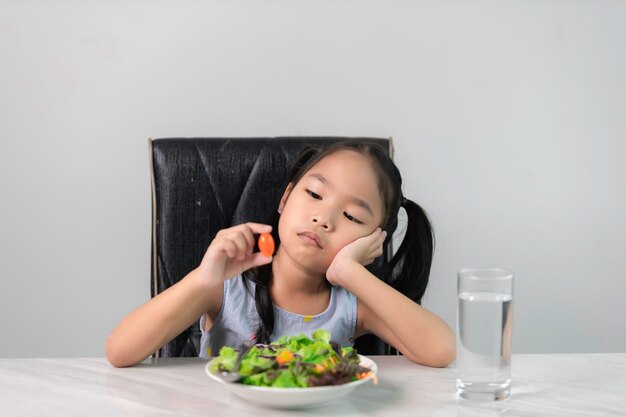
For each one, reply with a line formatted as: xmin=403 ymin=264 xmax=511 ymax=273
xmin=149 ymin=137 xmax=396 ymax=357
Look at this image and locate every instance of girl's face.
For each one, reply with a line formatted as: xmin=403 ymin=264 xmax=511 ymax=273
xmin=277 ymin=150 xmax=385 ymax=275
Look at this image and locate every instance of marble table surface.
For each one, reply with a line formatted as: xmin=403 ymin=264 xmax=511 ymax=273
xmin=1 ymin=354 xmax=625 ymax=416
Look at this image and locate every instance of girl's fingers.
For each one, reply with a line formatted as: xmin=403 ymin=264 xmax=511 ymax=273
xmin=358 ymin=228 xmax=381 ymax=247
xmin=223 ymin=228 xmax=256 ymax=253
xmin=368 ymin=229 xmax=386 ymax=248
xmin=368 ymin=229 xmax=386 ymax=260
xmin=223 ymin=240 xmax=237 ymax=258
xmin=216 ymin=223 xmax=271 ymax=249
xmin=234 ymin=223 xmax=272 ymax=255
xmin=237 ymin=225 xmax=256 ymax=252
xmin=243 ymin=252 xmax=273 ymax=270
xmin=229 ymin=233 xmax=249 ymax=255
xmin=243 ymin=222 xmax=272 ymax=235
xmin=370 ymin=228 xmax=386 ymax=244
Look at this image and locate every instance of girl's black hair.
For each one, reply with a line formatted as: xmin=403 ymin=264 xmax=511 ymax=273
xmin=242 ymin=142 xmax=434 ymax=344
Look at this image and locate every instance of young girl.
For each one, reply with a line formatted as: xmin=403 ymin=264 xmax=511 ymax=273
xmin=106 ymin=142 xmax=455 ymax=368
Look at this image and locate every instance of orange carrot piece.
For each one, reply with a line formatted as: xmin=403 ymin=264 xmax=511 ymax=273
xmin=276 ymin=350 xmax=294 ymax=365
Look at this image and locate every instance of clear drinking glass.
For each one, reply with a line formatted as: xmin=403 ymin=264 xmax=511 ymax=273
xmin=457 ymin=268 xmax=514 ymax=401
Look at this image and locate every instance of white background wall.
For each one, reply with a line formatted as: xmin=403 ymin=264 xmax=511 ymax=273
xmin=1 ymin=0 xmax=625 ymax=358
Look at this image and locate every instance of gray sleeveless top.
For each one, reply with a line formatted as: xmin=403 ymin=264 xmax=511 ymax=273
xmin=199 ymin=275 xmax=357 ymax=358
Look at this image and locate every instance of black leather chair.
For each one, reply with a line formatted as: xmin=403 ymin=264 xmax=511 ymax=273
xmin=149 ymin=137 xmax=398 ymax=358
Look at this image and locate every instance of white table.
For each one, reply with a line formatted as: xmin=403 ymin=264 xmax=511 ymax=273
xmin=1 ymin=354 xmax=625 ymax=416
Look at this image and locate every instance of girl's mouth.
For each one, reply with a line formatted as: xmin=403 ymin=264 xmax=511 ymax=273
xmin=298 ymin=232 xmax=323 ymax=249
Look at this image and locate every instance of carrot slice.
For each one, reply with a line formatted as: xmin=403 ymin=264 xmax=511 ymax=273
xmin=276 ymin=350 xmax=294 ymax=365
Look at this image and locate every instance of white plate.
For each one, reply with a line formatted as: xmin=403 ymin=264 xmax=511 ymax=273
xmin=206 ymin=354 xmax=377 ymax=409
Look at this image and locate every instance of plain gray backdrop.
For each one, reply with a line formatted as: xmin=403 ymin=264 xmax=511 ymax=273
xmin=1 ymin=0 xmax=625 ymax=358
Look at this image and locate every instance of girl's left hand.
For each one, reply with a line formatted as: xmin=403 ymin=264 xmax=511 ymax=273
xmin=326 ymin=228 xmax=387 ymax=287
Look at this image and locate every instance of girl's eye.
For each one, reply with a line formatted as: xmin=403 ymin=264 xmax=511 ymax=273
xmin=344 ymin=212 xmax=363 ymax=225
xmin=306 ymin=190 xmax=321 ymax=200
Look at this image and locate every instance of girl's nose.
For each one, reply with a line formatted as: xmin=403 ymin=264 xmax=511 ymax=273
xmin=312 ymin=216 xmax=331 ymax=230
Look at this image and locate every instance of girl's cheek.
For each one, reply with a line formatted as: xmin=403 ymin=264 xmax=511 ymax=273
xmin=326 ymin=248 xmax=342 ymax=263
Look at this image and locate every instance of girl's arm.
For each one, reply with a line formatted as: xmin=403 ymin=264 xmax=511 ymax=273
xmin=327 ymin=228 xmax=455 ymax=367
xmin=342 ymin=260 xmax=455 ymax=367
xmin=105 ymin=223 xmax=272 ymax=368
xmin=105 ymin=268 xmax=222 ymax=368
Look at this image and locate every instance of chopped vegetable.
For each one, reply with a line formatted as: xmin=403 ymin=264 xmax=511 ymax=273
xmin=276 ymin=350 xmax=294 ymax=365
xmin=209 ymin=330 xmax=374 ymax=388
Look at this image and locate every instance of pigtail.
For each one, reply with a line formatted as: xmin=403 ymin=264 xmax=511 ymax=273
xmin=393 ymin=198 xmax=434 ymax=303
xmin=375 ymin=198 xmax=434 ymax=304
xmin=247 ymin=263 xmax=274 ymax=344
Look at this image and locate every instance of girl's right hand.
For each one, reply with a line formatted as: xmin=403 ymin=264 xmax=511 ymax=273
xmin=198 ymin=223 xmax=274 ymax=286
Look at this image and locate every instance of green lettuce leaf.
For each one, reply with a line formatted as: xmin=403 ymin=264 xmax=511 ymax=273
xmin=312 ymin=329 xmax=331 ymax=344
xmin=210 ymin=330 xmax=370 ymax=388
xmin=271 ymin=370 xmax=298 ymax=387
xmin=209 ymin=346 xmax=237 ymax=373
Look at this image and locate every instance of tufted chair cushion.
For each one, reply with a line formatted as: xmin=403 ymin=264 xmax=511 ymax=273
xmin=150 ymin=137 xmax=395 ymax=358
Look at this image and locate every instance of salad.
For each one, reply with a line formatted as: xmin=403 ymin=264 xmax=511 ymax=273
xmin=208 ymin=330 xmax=376 ymax=388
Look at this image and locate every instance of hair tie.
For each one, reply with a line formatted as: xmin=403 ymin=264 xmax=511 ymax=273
xmin=401 ymin=197 xmax=408 ymax=206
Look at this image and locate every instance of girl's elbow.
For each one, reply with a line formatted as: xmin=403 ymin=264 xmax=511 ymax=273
xmin=425 ymin=328 xmax=457 ymax=367
xmin=431 ymin=342 xmax=456 ymax=368
xmin=406 ymin=339 xmax=456 ymax=368
xmin=105 ymin=332 xmax=135 ymax=368
xmin=428 ymin=334 xmax=457 ymax=367
xmin=105 ymin=333 xmax=123 ymax=367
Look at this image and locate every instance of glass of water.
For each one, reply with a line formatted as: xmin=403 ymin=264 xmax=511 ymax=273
xmin=457 ymin=268 xmax=514 ymax=401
